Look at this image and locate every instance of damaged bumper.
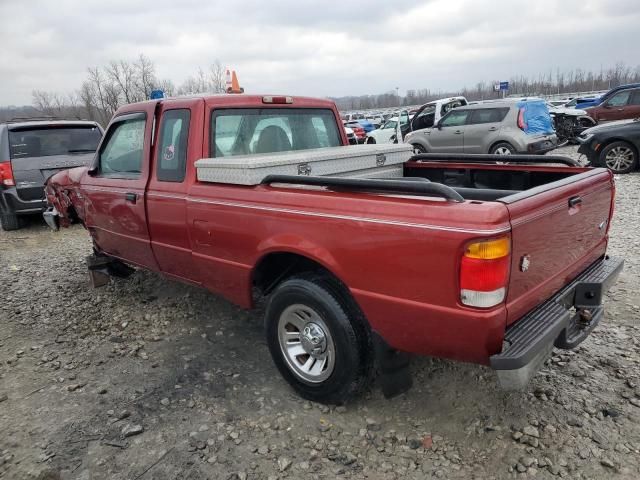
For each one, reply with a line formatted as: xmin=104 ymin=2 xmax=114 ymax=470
xmin=42 ymin=206 xmax=60 ymax=231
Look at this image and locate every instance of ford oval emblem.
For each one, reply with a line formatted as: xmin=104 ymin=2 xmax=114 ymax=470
xmin=520 ymin=254 xmax=531 ymax=272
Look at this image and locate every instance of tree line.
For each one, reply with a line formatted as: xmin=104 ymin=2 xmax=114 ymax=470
xmin=23 ymin=54 xmax=225 ymax=125
xmin=333 ymin=62 xmax=640 ymax=111
xmin=2 ymin=58 xmax=639 ymax=124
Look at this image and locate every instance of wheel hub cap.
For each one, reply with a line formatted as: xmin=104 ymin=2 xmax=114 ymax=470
xmin=277 ymin=304 xmax=336 ymax=384
xmin=301 ymin=323 xmax=327 ymax=357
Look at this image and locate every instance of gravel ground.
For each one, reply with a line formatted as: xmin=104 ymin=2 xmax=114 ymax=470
xmin=1 ymin=146 xmax=639 ymax=480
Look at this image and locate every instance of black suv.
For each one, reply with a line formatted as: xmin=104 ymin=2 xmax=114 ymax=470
xmin=0 ymin=119 xmax=103 ymax=230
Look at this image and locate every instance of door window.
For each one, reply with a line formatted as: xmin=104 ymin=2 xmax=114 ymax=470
xmin=156 ymin=109 xmax=190 ymax=182
xmin=441 ymin=110 xmax=469 ymax=127
xmin=628 ymin=89 xmax=640 ymax=106
xmin=99 ymin=115 xmax=146 ymax=177
xmin=607 ymin=91 xmax=631 ymax=107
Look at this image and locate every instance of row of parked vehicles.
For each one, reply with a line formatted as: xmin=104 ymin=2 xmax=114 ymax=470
xmin=340 ymin=83 xmax=640 ymax=175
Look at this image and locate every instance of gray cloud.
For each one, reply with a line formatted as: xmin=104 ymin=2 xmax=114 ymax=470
xmin=0 ymin=0 xmax=638 ymax=105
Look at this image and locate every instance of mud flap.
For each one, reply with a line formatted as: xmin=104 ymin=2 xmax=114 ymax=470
xmin=372 ymin=332 xmax=413 ymax=398
xmin=86 ymin=254 xmax=135 ymax=288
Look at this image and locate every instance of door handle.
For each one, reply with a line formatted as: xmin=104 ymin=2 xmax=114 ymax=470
xmin=125 ymin=192 xmax=138 ymax=204
xmin=488 ymin=127 xmax=498 ymax=131
xmin=454 ymin=130 xmax=463 ymax=135
xmin=617 ymin=108 xmax=624 ymax=111
xmin=568 ymin=196 xmax=582 ymax=208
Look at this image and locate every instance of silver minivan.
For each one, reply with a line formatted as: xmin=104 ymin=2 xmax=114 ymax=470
xmin=404 ymin=99 xmax=557 ymax=155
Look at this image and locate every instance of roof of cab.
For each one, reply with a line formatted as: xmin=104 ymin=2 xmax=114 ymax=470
xmin=118 ymin=94 xmax=338 ymax=111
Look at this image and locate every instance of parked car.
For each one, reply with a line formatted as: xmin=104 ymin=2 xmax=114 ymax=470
xmin=344 ymin=121 xmax=366 ymax=143
xmin=405 ymin=99 xmax=557 ymax=155
xmin=577 ymin=118 xmax=640 ymax=174
xmin=574 ymin=84 xmax=640 ymax=110
xmin=584 ymin=86 xmax=640 ymax=124
xmin=409 ymin=96 xmax=468 ymax=132
xmin=45 ymin=92 xmax=623 ymax=404
xmin=365 ymin=117 xmax=405 ymax=144
xmin=344 ymin=126 xmax=358 ymax=145
xmin=0 ymin=119 xmax=103 ymax=230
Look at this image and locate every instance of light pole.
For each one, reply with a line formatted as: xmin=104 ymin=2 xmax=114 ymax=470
xmin=395 ymin=87 xmax=400 ymax=106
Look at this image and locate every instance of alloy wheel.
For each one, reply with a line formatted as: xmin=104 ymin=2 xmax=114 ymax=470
xmin=605 ymin=146 xmax=635 ymax=172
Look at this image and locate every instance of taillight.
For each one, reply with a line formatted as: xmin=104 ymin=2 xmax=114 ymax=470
xmin=460 ymin=237 xmax=510 ymax=308
xmin=517 ymin=108 xmax=527 ymax=131
xmin=0 ymin=161 xmax=15 ymax=186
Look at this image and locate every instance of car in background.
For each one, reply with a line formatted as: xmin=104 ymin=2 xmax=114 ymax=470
xmin=344 ymin=126 xmax=358 ymax=145
xmin=0 ymin=119 xmax=103 ymax=230
xmin=344 ymin=121 xmax=366 ymax=143
xmin=574 ymin=84 xmax=640 ymax=110
xmin=577 ymin=119 xmax=640 ymax=174
xmin=409 ymin=96 xmax=468 ymax=132
xmin=404 ymin=99 xmax=557 ymax=155
xmin=365 ymin=117 xmax=406 ymax=144
xmin=584 ymin=86 xmax=640 ymax=124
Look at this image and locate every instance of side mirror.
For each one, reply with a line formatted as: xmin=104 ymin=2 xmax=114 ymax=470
xmin=436 ymin=122 xmax=443 ymax=130
xmin=602 ymin=103 xmax=612 ymax=109
xmin=87 ymin=153 xmax=99 ymax=176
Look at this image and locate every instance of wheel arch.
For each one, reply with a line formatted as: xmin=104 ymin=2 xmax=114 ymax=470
xmin=251 ymin=245 xmax=351 ymax=305
xmin=488 ymin=139 xmax=515 ymax=154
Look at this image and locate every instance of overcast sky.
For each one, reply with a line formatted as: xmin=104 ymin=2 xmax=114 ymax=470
xmin=1 ymin=0 xmax=639 ymax=106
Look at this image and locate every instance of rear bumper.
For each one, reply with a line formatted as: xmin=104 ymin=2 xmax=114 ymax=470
xmin=490 ymin=256 xmax=623 ymax=389
xmin=524 ymin=136 xmax=558 ymax=154
xmin=0 ymin=187 xmax=46 ymax=215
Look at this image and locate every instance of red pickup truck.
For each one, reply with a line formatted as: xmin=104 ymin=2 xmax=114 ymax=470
xmin=44 ymin=93 xmax=623 ymax=404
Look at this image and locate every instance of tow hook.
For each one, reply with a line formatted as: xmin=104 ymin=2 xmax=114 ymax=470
xmin=577 ymin=309 xmax=593 ymax=328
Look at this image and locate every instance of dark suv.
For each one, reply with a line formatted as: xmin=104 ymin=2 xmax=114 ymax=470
xmin=0 ymin=120 xmax=103 ymax=230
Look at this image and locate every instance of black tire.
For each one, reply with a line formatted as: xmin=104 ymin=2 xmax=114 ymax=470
xmin=489 ymin=142 xmax=516 ymax=155
xmin=265 ymin=273 xmax=373 ymax=404
xmin=365 ymin=136 xmax=376 ymax=144
xmin=411 ymin=143 xmax=427 ymax=154
xmin=0 ymin=213 xmax=20 ymax=231
xmin=596 ymin=141 xmax=638 ymax=174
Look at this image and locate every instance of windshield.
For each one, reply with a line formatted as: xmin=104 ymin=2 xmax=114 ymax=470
xmin=9 ymin=126 xmax=101 ymax=159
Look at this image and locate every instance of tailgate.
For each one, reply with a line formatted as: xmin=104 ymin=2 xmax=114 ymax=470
xmin=503 ymin=169 xmax=613 ymax=325
xmin=10 ymin=153 xmax=94 ymax=201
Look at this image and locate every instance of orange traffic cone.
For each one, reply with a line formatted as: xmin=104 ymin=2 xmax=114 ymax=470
xmin=225 ymin=68 xmax=244 ymax=94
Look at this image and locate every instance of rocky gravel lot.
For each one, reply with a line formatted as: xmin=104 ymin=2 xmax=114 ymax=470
xmin=1 ymin=146 xmax=639 ymax=480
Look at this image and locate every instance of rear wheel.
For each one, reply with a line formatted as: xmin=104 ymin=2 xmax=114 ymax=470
xmin=412 ymin=144 xmax=427 ymax=154
xmin=265 ymin=273 xmax=372 ymax=404
xmin=598 ymin=141 xmax=638 ymax=174
xmin=0 ymin=213 xmax=20 ymax=231
xmin=490 ymin=142 xmax=516 ymax=155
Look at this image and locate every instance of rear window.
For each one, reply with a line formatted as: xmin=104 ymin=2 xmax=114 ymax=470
xmin=211 ymin=108 xmax=342 ymax=157
xmin=9 ymin=125 xmax=101 ymax=159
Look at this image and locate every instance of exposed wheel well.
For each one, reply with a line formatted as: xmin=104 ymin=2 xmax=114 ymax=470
xmin=252 ymin=252 xmax=340 ymax=301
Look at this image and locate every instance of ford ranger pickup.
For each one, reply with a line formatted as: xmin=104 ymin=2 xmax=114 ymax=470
xmin=44 ymin=94 xmax=623 ymax=404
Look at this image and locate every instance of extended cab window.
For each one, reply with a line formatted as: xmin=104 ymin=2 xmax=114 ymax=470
xmin=157 ymin=109 xmax=190 ymax=182
xmin=99 ymin=115 xmax=146 ymax=177
xmin=211 ymin=108 xmax=341 ymax=157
